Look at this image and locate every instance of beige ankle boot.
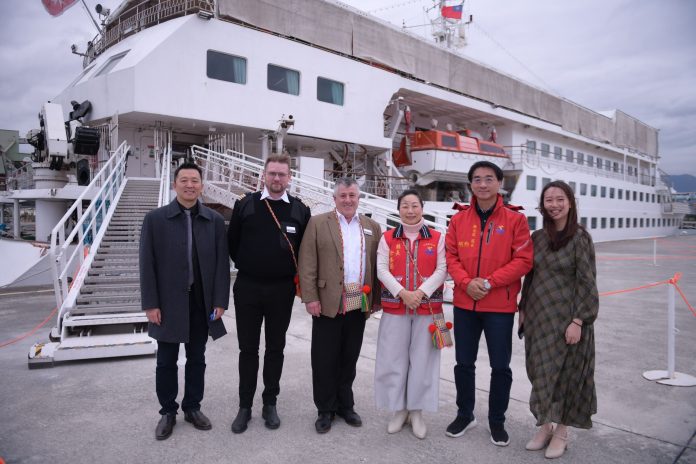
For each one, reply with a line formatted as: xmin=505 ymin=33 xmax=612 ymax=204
xmin=525 ymin=424 xmax=553 ymax=451
xmin=545 ymin=429 xmax=569 ymax=459
xmin=387 ymin=409 xmax=409 ymax=434
xmin=409 ymin=410 xmax=427 ymax=439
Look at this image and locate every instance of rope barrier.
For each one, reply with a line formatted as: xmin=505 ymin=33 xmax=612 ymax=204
xmin=0 ymin=306 xmax=57 ymax=349
xmin=600 ymin=272 xmax=696 ymax=318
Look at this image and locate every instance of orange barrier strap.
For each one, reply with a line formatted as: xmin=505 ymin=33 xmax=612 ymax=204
xmin=600 ymin=272 xmax=696 ymax=318
xmin=0 ymin=306 xmax=58 ymax=348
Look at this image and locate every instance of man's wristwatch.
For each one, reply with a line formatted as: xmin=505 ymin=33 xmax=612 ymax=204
xmin=482 ymin=279 xmax=491 ymax=291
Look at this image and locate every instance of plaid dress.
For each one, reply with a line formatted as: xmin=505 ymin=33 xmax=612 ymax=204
xmin=519 ymin=228 xmax=599 ymax=429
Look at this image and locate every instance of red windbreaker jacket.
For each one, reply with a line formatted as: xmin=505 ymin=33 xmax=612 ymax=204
xmin=445 ymin=195 xmax=533 ymax=313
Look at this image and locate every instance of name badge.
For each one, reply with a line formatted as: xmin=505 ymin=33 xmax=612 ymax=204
xmin=286 ymin=226 xmax=296 ymax=234
xmin=364 ymin=229 xmax=373 ymax=236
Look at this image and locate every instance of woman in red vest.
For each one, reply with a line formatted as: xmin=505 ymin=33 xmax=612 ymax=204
xmin=374 ymin=189 xmax=447 ymax=439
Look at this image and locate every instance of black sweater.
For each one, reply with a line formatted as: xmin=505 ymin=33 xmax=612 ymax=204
xmin=227 ymin=192 xmax=311 ymax=281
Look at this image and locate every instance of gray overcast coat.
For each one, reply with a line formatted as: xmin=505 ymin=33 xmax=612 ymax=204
xmin=139 ymin=199 xmax=230 ymax=343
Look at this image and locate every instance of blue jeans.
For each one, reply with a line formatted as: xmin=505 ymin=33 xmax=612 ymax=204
xmin=453 ymin=308 xmax=513 ymax=426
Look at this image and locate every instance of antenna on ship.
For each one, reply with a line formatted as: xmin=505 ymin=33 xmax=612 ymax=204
xmin=431 ymin=0 xmax=471 ymax=49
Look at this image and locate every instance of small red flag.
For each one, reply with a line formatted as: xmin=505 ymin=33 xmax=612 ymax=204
xmin=441 ymin=4 xmax=463 ymax=20
xmin=42 ymin=0 xmax=79 ymax=17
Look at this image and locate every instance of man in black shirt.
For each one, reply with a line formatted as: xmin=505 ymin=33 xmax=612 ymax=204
xmin=227 ymin=154 xmax=311 ymax=433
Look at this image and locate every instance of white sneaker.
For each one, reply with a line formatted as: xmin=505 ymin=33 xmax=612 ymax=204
xmin=409 ymin=410 xmax=427 ymax=439
xmin=387 ymin=409 xmax=409 ymax=434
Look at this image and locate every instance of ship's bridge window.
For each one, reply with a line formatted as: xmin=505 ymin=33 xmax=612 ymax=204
xmin=207 ymin=50 xmax=247 ymax=84
xmin=317 ymin=77 xmax=344 ymax=105
xmin=70 ymin=64 xmax=95 ymax=87
xmin=93 ymin=50 xmax=129 ymax=78
xmin=268 ymin=64 xmax=300 ymax=95
xmin=540 ymin=143 xmax=550 ymax=157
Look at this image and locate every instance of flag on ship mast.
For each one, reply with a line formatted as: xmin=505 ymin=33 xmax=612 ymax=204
xmin=441 ymin=2 xmax=464 ymax=20
xmin=41 ymin=0 xmax=79 ymax=17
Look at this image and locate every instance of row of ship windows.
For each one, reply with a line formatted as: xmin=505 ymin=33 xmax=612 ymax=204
xmin=206 ymin=50 xmax=345 ymax=105
xmin=526 ymin=141 xmax=641 ymax=176
xmin=527 ymin=216 xmax=681 ymax=231
xmin=526 ymin=175 xmax=666 ymax=203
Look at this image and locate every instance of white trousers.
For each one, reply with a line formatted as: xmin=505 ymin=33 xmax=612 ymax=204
xmin=374 ymin=312 xmax=441 ymax=412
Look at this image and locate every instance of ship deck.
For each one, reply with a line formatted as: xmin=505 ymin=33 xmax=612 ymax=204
xmin=1 ymin=234 xmax=695 ymax=463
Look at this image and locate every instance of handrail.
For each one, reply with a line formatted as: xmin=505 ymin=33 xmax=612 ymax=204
xmin=190 ymin=145 xmax=449 ymax=233
xmin=50 ymin=141 xmax=130 ymax=326
xmin=158 ymin=145 xmax=172 ymax=207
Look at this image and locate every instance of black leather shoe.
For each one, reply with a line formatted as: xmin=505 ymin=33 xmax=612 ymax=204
xmin=155 ymin=413 xmax=176 ymax=440
xmin=231 ymin=407 xmax=252 ymax=434
xmin=337 ymin=409 xmax=363 ymax=427
xmin=184 ymin=410 xmax=212 ymax=430
xmin=315 ymin=412 xmax=335 ymax=434
xmin=262 ymin=404 xmax=281 ymax=430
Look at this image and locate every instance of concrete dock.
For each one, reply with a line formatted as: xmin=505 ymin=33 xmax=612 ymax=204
xmin=1 ymin=234 xmax=695 ymax=463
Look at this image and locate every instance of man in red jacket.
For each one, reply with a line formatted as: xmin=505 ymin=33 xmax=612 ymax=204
xmin=445 ymin=161 xmax=533 ymax=446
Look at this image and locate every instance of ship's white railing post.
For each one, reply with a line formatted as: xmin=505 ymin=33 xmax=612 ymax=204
xmin=642 ymin=275 xmax=696 ymax=387
xmin=158 ymin=145 xmax=172 ymax=207
xmin=50 ymin=141 xmax=130 ymax=327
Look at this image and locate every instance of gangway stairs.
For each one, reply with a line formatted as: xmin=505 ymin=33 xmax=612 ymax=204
xmin=28 ymin=142 xmax=164 ymax=366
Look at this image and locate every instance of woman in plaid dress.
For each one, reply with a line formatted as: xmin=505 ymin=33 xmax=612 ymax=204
xmin=518 ymin=181 xmax=599 ymax=459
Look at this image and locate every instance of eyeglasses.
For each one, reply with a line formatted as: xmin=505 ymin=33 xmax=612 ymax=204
xmin=266 ymin=172 xmax=288 ymax=179
xmin=471 ymin=176 xmax=497 ymax=185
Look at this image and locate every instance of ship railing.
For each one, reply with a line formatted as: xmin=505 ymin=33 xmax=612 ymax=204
xmin=158 ymin=145 xmax=173 ymax=207
xmin=4 ymin=163 xmax=35 ymax=191
xmin=190 ymin=145 xmax=448 ymax=233
xmin=323 ymin=170 xmax=410 ymax=199
xmin=50 ymin=141 xmax=130 ymax=327
xmin=85 ymin=0 xmax=214 ymax=67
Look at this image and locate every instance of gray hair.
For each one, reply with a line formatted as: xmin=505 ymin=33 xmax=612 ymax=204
xmin=333 ymin=177 xmax=360 ymax=196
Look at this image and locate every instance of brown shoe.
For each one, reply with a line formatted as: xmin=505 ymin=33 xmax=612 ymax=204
xmin=155 ymin=413 xmax=176 ymax=440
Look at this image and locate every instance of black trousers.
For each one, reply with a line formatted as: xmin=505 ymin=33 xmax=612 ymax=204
xmin=233 ymin=274 xmax=295 ymax=408
xmin=156 ymin=291 xmax=208 ymax=415
xmin=311 ymin=309 xmax=366 ymax=414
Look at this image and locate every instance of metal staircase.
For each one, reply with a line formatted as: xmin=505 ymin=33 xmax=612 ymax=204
xmin=28 ymin=143 xmax=170 ymax=366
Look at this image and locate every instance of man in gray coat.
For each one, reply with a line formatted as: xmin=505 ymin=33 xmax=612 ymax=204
xmin=140 ymin=162 xmax=230 ymax=440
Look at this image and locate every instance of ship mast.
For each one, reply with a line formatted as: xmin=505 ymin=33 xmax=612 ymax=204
xmin=430 ymin=0 xmax=470 ymax=49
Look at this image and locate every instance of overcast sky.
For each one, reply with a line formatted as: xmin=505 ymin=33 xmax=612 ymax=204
xmin=0 ymin=0 xmax=694 ymax=175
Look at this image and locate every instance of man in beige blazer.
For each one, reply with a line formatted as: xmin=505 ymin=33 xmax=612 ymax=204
xmin=298 ymin=177 xmax=382 ymax=434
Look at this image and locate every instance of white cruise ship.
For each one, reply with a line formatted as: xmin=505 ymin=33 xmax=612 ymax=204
xmin=0 ymin=0 xmax=687 ymax=362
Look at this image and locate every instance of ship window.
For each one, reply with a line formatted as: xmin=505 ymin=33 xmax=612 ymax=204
xmin=657 ymin=195 xmax=661 ymax=204
xmin=640 ymin=218 xmax=644 ymax=227
xmin=633 ymin=218 xmax=637 ymax=227
xmin=626 ymin=218 xmax=631 ymax=228
xmin=596 ymin=158 xmax=603 ymax=169
xmin=591 ymin=218 xmax=597 ymax=229
xmin=600 ymin=186 xmax=606 ymax=198
xmin=540 ymin=143 xmax=550 ymax=157
xmin=526 ymin=175 xmax=537 ymax=190
xmin=527 ymin=217 xmax=537 ymax=230
xmin=569 ymin=181 xmax=576 ymax=193
xmin=587 ymin=155 xmax=594 ymax=167
xmin=601 ymin=218 xmax=607 ymax=229
xmin=480 ymin=143 xmax=505 ymax=154
xmin=606 ymin=161 xmax=612 ymax=172
xmin=591 ymin=185 xmax=597 ymax=197
xmin=640 ymin=192 xmax=644 ymax=202
xmin=610 ymin=218 xmax=615 ymax=228
xmin=267 ymin=64 xmax=300 ymax=95
xmin=317 ymin=77 xmax=344 ymax=105
xmin=652 ymin=194 xmax=656 ymax=203
xmin=441 ymin=135 xmax=458 ymax=148
xmin=633 ymin=191 xmax=637 ymax=201
xmin=580 ymin=183 xmax=587 ymax=196
xmin=576 ymin=152 xmax=584 ymax=165
xmin=652 ymin=218 xmax=656 ymax=227
xmin=609 ymin=187 xmax=615 ymax=199
xmin=93 ymin=51 xmax=129 ymax=78
xmin=618 ymin=189 xmax=623 ymax=200
xmin=526 ymin=140 xmax=536 ymax=154
xmin=565 ymin=149 xmax=574 ymax=162
xmin=542 ymin=177 xmax=551 ymax=187
xmin=554 ymin=146 xmax=563 ymax=160
xmin=618 ymin=218 xmax=623 ymax=228
xmin=207 ymin=50 xmax=247 ymax=84
xmin=581 ymin=217 xmax=588 ymax=228
xmin=613 ymin=162 xmax=619 ymax=172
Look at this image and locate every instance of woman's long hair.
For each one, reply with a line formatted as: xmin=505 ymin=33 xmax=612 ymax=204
xmin=539 ymin=180 xmax=583 ymax=251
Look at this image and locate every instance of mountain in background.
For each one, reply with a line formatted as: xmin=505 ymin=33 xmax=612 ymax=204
xmin=668 ymin=174 xmax=696 ymax=192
